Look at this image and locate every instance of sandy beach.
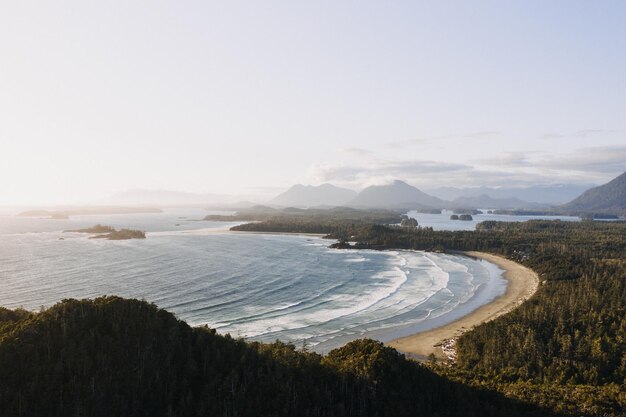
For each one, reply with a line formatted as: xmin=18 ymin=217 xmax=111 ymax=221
xmin=387 ymin=251 xmax=539 ymax=360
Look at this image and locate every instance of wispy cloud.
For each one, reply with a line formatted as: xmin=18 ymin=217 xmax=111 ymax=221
xmin=538 ymin=145 xmax=626 ymax=174
xmin=463 ymin=131 xmax=501 ymax=139
xmin=307 ymin=160 xmax=471 ymax=188
xmin=473 ymin=146 xmax=626 ymax=175
xmin=306 ymin=145 xmax=626 ymax=189
xmin=541 ymin=129 xmax=617 ymax=140
xmin=388 ymin=131 xmax=501 ymax=148
xmin=474 ymin=152 xmax=533 ymax=167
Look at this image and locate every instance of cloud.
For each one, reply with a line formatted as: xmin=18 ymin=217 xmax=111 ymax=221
xmin=306 ymin=160 xmax=470 ymax=187
xmin=474 ymin=152 xmax=533 ymax=167
xmin=306 ymin=159 xmax=510 ymax=189
xmin=305 ymin=145 xmax=626 ymax=190
xmin=474 ymin=146 xmax=626 ymax=175
xmin=307 ymin=161 xmax=575 ymax=189
xmin=463 ymin=131 xmax=501 ymax=139
xmin=575 ymin=129 xmax=616 ymax=138
xmin=539 ymin=145 xmax=626 ymax=174
xmin=541 ymin=129 xmax=617 ymax=140
xmin=388 ymin=131 xmax=501 ymax=148
xmin=541 ymin=133 xmax=564 ymax=139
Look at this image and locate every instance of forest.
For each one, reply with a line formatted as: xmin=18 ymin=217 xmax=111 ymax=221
xmin=0 ymin=297 xmax=552 ymax=417
xmin=205 ymin=206 xmax=403 ymax=227
xmin=0 ymin=219 xmax=624 ymax=416
xmin=235 ymin=218 xmax=626 ymax=415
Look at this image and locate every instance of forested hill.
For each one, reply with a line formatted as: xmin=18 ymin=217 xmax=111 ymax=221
xmin=0 ymin=297 xmax=549 ymax=417
xmin=326 ymin=220 xmax=625 ymax=416
xmin=561 ymin=171 xmax=626 ymax=215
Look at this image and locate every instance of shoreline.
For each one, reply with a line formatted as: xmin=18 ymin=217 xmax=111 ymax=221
xmin=230 ymin=230 xmax=327 ymax=237
xmin=386 ymin=251 xmax=539 ymax=360
xmin=149 ymin=227 xmax=327 ymax=237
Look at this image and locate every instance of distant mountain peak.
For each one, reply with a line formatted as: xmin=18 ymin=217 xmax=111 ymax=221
xmin=451 ymin=194 xmax=536 ymax=210
xmin=425 ymin=184 xmax=592 ymax=205
xmin=270 ymin=183 xmax=357 ymax=207
xmin=561 ymin=171 xmax=626 ymax=215
xmin=348 ymin=180 xmax=446 ymax=209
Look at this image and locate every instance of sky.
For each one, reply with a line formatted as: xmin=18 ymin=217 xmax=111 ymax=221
xmin=1 ymin=1 xmax=625 ymax=205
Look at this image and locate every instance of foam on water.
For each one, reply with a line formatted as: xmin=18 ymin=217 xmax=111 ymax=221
xmin=0 ymin=209 xmax=507 ymax=353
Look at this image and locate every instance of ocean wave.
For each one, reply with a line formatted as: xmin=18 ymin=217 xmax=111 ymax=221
xmin=0 ymin=227 xmax=506 ymax=353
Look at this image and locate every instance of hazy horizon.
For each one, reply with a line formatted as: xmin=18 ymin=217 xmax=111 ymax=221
xmin=2 ymin=1 xmax=625 ymax=205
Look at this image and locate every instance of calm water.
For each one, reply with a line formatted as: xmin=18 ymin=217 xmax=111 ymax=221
xmin=0 ymin=208 xmax=523 ymax=352
xmin=407 ymin=209 xmax=580 ymax=231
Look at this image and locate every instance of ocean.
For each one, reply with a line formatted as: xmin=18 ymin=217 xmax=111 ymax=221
xmin=0 ymin=208 xmax=550 ymax=352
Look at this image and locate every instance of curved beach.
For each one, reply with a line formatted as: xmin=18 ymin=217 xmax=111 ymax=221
xmin=387 ymin=251 xmax=539 ymax=360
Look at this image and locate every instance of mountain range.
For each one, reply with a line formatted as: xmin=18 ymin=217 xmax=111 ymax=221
xmin=425 ymin=184 xmax=590 ymax=205
xmin=451 ymin=195 xmax=538 ymax=210
xmin=270 ymin=172 xmax=626 ymax=215
xmin=104 ymin=171 xmax=626 ymax=215
xmin=347 ymin=180 xmax=446 ymax=209
xmin=270 ymin=181 xmax=543 ymax=210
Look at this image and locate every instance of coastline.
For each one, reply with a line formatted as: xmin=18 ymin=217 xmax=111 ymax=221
xmin=230 ymin=230 xmax=327 ymax=237
xmin=151 ymin=227 xmax=326 ymax=237
xmin=386 ymin=251 xmax=539 ymax=360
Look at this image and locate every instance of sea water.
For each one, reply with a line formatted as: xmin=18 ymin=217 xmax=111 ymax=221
xmin=406 ymin=209 xmax=579 ymax=231
xmin=0 ymin=208 xmax=512 ymax=352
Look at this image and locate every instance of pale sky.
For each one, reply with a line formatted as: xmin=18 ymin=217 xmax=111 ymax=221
xmin=1 ymin=1 xmax=625 ymax=205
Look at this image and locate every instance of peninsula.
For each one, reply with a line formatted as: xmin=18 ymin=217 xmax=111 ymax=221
xmin=388 ymin=251 xmax=539 ymax=360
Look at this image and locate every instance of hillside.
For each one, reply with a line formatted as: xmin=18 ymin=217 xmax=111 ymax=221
xmin=324 ymin=220 xmax=625 ymax=416
xmin=348 ymin=180 xmax=446 ymax=209
xmin=0 ymin=297 xmax=549 ymax=417
xmin=207 ymin=206 xmax=404 ymax=234
xmin=270 ymin=184 xmax=357 ymax=207
xmin=561 ymin=171 xmax=626 ymax=215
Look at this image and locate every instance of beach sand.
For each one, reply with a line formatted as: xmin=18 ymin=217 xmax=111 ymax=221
xmin=387 ymin=251 xmax=539 ymax=360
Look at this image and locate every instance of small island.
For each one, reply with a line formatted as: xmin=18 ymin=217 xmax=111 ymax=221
xmin=400 ymin=217 xmax=418 ymax=228
xmin=65 ymin=224 xmax=116 ymax=234
xmin=450 ymin=214 xmax=473 ymax=221
xmin=65 ymin=224 xmax=146 ymax=240
xmin=452 ymin=208 xmax=481 ymax=215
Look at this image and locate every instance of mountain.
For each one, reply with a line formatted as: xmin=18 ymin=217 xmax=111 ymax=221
xmin=425 ymin=184 xmax=591 ymax=205
xmin=348 ymin=180 xmax=446 ymax=209
xmin=451 ymin=194 xmax=539 ymax=210
xmin=561 ymin=171 xmax=626 ymax=215
xmin=104 ymin=189 xmax=252 ymax=207
xmin=270 ymin=184 xmax=357 ymax=207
